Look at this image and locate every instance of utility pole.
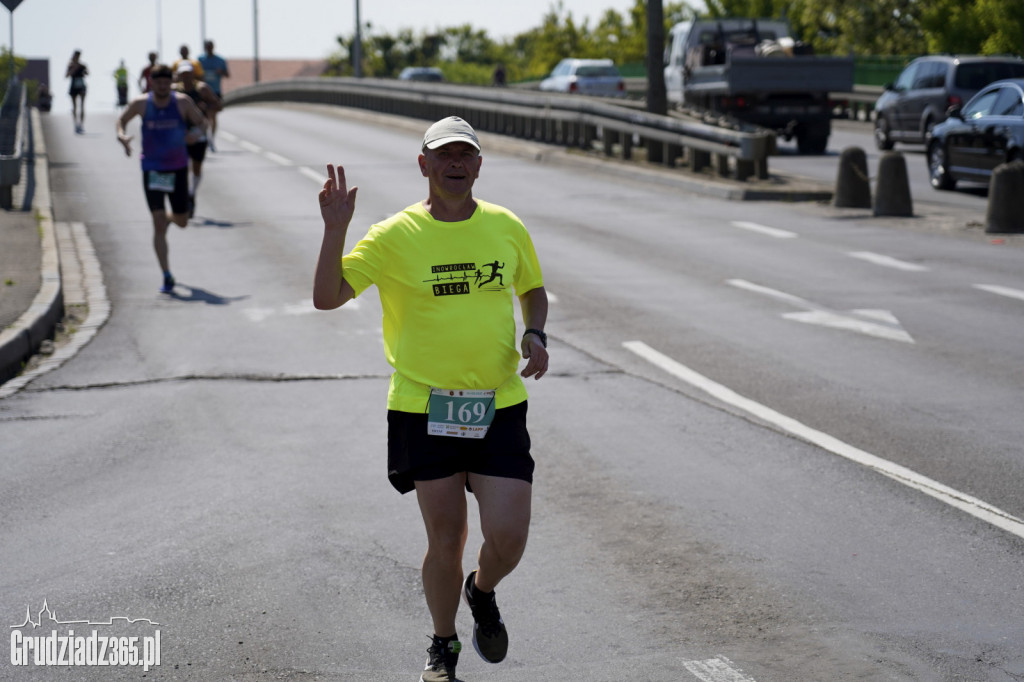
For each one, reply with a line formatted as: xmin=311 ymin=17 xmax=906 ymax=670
xmin=200 ymin=0 xmax=206 ymax=45
xmin=646 ymin=0 xmax=667 ymax=116
xmin=353 ymin=0 xmax=363 ymax=78
xmin=645 ymin=0 xmax=667 ymax=163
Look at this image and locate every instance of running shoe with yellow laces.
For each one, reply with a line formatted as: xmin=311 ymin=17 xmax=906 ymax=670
xmin=462 ymin=570 xmax=508 ymax=663
xmin=420 ymin=634 xmax=460 ymax=682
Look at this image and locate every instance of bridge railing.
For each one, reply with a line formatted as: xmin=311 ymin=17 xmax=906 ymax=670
xmin=0 ymin=81 xmax=27 ymax=209
xmin=223 ymin=77 xmax=776 ymax=181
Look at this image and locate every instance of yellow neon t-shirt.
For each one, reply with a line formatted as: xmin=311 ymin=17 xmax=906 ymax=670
xmin=342 ymin=200 xmax=544 ymax=412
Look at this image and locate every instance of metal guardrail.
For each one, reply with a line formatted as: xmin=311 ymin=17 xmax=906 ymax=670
xmin=830 ymin=85 xmax=883 ymax=121
xmin=0 ymin=81 xmax=27 ymax=209
xmin=223 ymin=77 xmax=775 ymax=181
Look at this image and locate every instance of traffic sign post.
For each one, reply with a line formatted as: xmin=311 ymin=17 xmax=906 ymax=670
xmin=2 ymin=0 xmax=26 ymax=85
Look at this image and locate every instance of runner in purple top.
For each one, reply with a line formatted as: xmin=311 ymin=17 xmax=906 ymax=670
xmin=116 ymin=64 xmax=207 ymax=294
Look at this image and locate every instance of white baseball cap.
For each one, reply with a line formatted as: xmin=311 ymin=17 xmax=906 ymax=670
xmin=422 ymin=116 xmax=480 ymax=152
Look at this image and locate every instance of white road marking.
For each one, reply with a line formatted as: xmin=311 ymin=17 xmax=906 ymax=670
xmin=683 ymin=656 xmax=758 ymax=682
xmin=283 ymin=299 xmax=319 ymax=315
xmin=623 ymin=340 xmax=1024 ymax=541
xmin=731 ymin=221 xmax=797 ymax=238
xmin=974 ymin=284 xmax=1024 ymax=302
xmin=244 ymin=299 xmax=359 ymax=322
xmin=848 ymin=251 xmax=928 ymax=272
xmin=299 ymin=166 xmax=327 ymax=184
xmin=728 ymin=279 xmax=914 ymax=343
xmin=243 ymin=307 xmax=275 ymax=323
xmin=238 ymin=140 xmax=263 ymax=154
xmin=263 ymin=151 xmax=293 ymax=166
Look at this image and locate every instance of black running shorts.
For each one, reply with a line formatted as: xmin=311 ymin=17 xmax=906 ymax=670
xmin=186 ymin=140 xmax=207 ymax=164
xmin=387 ymin=400 xmax=534 ymax=494
xmin=143 ymin=167 xmax=190 ymax=214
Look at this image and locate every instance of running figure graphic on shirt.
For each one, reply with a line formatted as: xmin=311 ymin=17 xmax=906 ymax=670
xmin=477 ymin=261 xmax=505 ymax=288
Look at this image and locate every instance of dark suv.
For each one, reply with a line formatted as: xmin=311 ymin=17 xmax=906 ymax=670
xmin=874 ymin=55 xmax=1024 ymax=150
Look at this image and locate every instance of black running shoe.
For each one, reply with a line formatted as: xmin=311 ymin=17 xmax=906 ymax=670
xmin=462 ymin=570 xmax=508 ymax=663
xmin=420 ymin=635 xmax=460 ymax=682
xmin=160 ymin=273 xmax=175 ymax=294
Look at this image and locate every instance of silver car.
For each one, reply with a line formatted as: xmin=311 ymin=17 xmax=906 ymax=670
xmin=539 ymin=58 xmax=626 ymax=98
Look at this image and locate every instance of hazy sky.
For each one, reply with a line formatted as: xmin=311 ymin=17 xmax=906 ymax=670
xmin=9 ymin=0 xmax=639 ymax=113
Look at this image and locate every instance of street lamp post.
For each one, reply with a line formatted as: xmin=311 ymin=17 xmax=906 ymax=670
xmin=2 ymin=0 xmax=25 ymax=84
xmin=253 ymin=0 xmax=260 ymax=83
xmin=155 ymin=0 xmax=162 ymax=60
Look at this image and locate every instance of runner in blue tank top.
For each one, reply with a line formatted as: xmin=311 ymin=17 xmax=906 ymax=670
xmin=117 ymin=64 xmax=207 ymax=294
xmin=141 ymin=91 xmax=189 ymax=172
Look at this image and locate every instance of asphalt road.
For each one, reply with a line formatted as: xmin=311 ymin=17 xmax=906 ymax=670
xmin=1 ymin=104 xmax=1023 ymax=681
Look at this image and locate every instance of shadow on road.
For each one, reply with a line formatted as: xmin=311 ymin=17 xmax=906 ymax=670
xmin=167 ymin=285 xmax=250 ymax=305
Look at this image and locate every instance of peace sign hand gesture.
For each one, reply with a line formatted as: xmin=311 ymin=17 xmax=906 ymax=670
xmin=319 ymin=164 xmax=358 ymax=232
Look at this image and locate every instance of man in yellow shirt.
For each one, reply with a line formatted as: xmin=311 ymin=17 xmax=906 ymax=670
xmin=313 ymin=116 xmax=548 ymax=682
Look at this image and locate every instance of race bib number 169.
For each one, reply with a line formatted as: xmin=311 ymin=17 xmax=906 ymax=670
xmin=427 ymin=389 xmax=495 ymax=439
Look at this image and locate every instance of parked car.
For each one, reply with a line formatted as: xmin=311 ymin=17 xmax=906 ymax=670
xmin=926 ymin=78 xmax=1024 ymax=190
xmin=539 ymin=58 xmax=626 ymax=98
xmin=874 ymin=55 xmax=1024 ymax=150
xmin=398 ymin=66 xmax=443 ymax=82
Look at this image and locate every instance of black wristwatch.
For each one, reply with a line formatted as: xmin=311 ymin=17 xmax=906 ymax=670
xmin=523 ymin=328 xmax=547 ymax=348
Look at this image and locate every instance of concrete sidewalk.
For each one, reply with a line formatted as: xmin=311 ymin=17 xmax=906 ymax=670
xmin=0 ymin=106 xmax=63 ymax=388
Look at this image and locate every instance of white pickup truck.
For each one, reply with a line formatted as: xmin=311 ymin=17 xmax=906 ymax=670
xmin=664 ymin=18 xmax=855 ymax=154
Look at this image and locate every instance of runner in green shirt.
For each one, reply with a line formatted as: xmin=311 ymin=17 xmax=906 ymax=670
xmin=314 ymin=116 xmax=549 ymax=682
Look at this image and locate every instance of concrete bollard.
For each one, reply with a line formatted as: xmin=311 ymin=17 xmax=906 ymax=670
xmin=873 ymin=152 xmax=913 ymax=217
xmin=833 ymin=146 xmax=872 ymax=208
xmin=986 ymin=160 xmax=1024 ymax=234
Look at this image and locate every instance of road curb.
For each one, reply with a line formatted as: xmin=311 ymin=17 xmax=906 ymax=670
xmin=0 ymin=107 xmax=63 ymax=389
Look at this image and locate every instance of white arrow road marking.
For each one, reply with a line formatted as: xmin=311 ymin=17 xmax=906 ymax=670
xmin=848 ymin=251 xmax=929 ymax=272
xmin=283 ymin=299 xmax=320 ymax=315
xmin=623 ymin=341 xmax=1024 ymax=541
xmin=243 ymin=307 xmax=275 ymax=323
xmin=244 ymin=299 xmax=358 ymax=322
xmin=975 ymin=284 xmax=1024 ymax=302
xmin=731 ymin=221 xmax=797 ymax=238
xmin=727 ymin=279 xmax=914 ymax=343
xmin=683 ymin=656 xmax=758 ymax=681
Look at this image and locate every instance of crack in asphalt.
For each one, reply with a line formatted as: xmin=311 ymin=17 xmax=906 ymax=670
xmin=15 ymin=368 xmax=622 ymax=393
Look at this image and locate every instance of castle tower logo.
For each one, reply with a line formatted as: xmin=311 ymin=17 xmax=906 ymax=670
xmin=10 ymin=600 xmax=161 ymax=671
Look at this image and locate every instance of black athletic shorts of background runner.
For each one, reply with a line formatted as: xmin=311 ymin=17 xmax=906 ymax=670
xmin=387 ymin=400 xmax=534 ymax=494
xmin=187 ymin=140 xmax=207 ymax=164
xmin=142 ymin=167 xmax=190 ymax=214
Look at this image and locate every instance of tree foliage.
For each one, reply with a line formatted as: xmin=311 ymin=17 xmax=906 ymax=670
xmin=325 ymin=0 xmax=1024 ymax=83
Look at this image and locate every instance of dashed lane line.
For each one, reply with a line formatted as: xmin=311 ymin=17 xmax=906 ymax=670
xmin=730 ymin=220 xmax=797 ymax=238
xmin=974 ymin=284 xmax=1024 ymax=302
xmin=847 ymin=251 xmax=929 ymax=272
xmin=298 ymin=166 xmax=327 ymax=185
